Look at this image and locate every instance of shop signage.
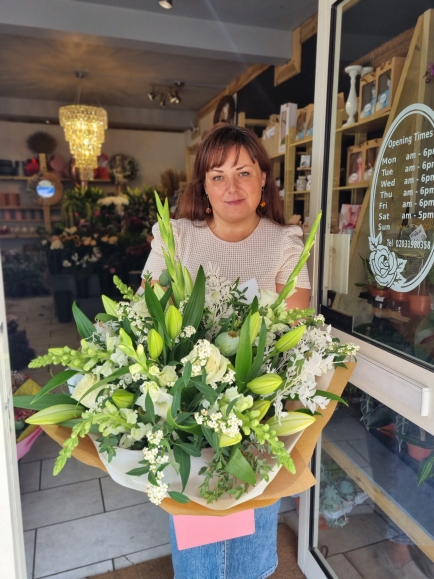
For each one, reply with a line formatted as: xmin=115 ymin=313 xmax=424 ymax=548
xmin=369 ymin=103 xmax=434 ymax=291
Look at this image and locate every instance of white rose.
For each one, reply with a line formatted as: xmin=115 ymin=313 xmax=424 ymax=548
xmin=137 ymin=382 xmax=173 ymax=420
xmin=158 ymin=365 xmax=177 ymax=387
xmin=132 ymin=299 xmax=149 ymax=318
xmin=70 ymin=374 xmax=106 ymax=408
xmin=205 ymin=344 xmax=229 ymax=385
xmin=258 ymin=289 xmax=279 ymax=308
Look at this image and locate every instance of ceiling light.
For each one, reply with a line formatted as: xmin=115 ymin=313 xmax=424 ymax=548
xmin=159 ymin=93 xmax=166 ymax=107
xmin=148 ymin=89 xmax=158 ymax=101
xmin=159 ymin=0 xmax=172 ymax=9
xmin=59 ymin=104 xmax=107 ymax=181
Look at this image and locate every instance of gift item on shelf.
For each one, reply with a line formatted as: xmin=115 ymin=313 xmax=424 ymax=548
xmin=363 ymin=138 xmax=382 ymax=181
xmin=359 ymin=72 xmax=377 ymax=119
xmin=295 ymin=107 xmax=307 ymax=140
xmin=305 ymin=104 xmax=314 ymax=137
xmin=24 ymin=158 xmax=40 ymax=177
xmin=0 ymin=160 xmax=14 ymax=176
xmin=346 ymin=144 xmax=364 ymax=184
xmin=278 ymin=103 xmax=297 ymax=153
xmin=300 ymin=154 xmax=311 ymax=167
xmin=296 ymin=176 xmax=307 ymax=191
xmin=375 ymin=57 xmax=405 ymax=112
xmin=261 ymin=114 xmax=280 ymax=157
xmin=339 ymin=204 xmax=362 ymax=234
xmin=343 ymin=65 xmax=363 ymax=125
xmin=306 ymin=174 xmax=312 ymax=191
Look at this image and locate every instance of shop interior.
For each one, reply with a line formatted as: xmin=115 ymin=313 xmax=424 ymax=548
xmin=2 ymin=0 xmax=434 ymax=578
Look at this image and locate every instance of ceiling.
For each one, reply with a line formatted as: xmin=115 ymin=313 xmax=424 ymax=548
xmin=0 ymin=0 xmax=319 ymax=131
xmin=73 ymin=0 xmax=315 ymax=32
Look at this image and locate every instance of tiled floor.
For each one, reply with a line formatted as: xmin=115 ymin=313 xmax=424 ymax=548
xmin=10 ymin=296 xmax=297 ymax=579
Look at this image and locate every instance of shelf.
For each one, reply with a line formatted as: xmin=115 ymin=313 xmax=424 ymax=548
xmin=333 ymin=184 xmax=369 ymax=190
xmin=0 ymin=176 xmax=112 ymax=183
xmin=289 ymin=136 xmax=313 ymax=147
xmin=297 ymin=167 xmax=312 ymax=171
xmin=0 ymin=205 xmax=43 ymax=209
xmin=287 ymin=190 xmax=310 ymax=194
xmin=269 ymin=152 xmax=285 ymax=160
xmin=336 ymin=111 xmax=389 ymax=135
xmin=0 ymin=219 xmax=42 ymax=223
xmin=0 ymin=233 xmax=39 ymax=239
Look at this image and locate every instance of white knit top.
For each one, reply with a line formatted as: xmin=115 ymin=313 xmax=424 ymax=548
xmin=143 ymin=218 xmax=310 ymax=291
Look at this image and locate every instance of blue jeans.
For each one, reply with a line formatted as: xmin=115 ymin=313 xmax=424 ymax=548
xmin=169 ymin=500 xmax=280 ymax=579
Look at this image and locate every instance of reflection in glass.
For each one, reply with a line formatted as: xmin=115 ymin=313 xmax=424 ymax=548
xmin=312 ymin=384 xmax=434 ymax=578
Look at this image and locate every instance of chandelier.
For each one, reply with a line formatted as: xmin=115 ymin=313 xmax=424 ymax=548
xmin=59 ymin=104 xmax=107 ymax=182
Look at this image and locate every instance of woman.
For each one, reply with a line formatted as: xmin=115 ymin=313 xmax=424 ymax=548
xmin=143 ymin=124 xmax=310 ymax=579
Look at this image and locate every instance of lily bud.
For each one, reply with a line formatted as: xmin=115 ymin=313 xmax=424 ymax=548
xmin=148 ymin=329 xmax=164 ymax=359
xmin=26 ymin=404 xmax=85 ymax=425
xmin=250 ymin=400 xmax=271 ymax=421
xmin=247 ymin=374 xmax=283 ymax=395
xmin=183 ymin=267 xmax=193 ymax=296
xmin=112 ymin=389 xmax=134 ymax=408
xmin=266 ymin=412 xmax=316 ymax=436
xmin=249 ymin=312 xmax=261 ymax=343
xmin=153 ymin=283 xmax=165 ymax=300
xmin=275 ymin=325 xmax=306 ymax=353
xmin=218 ymin=432 xmax=242 ymax=447
xmin=165 ymin=305 xmax=183 ymax=340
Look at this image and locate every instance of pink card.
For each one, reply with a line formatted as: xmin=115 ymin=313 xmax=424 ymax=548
xmin=173 ymin=510 xmax=255 ymax=550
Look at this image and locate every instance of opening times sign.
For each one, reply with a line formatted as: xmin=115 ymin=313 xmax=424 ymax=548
xmin=369 ymin=103 xmax=434 ymax=291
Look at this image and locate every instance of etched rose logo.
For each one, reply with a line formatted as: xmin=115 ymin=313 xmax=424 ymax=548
xmin=368 ymin=233 xmax=406 ymax=288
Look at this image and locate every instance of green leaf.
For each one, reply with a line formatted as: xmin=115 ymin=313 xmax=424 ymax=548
xmin=177 ymin=442 xmax=202 ymax=457
xmin=225 ymin=448 xmax=257 ymax=486
xmin=173 ymin=444 xmax=191 ymax=491
xmin=201 ymin=425 xmax=219 ymax=452
xmin=95 ymin=313 xmax=117 ymax=323
xmin=315 ymin=389 xmax=348 ymax=406
xmin=171 ymin=389 xmax=181 ymax=416
xmin=14 ymin=393 xmax=76 ymax=410
xmin=144 ymin=283 xmax=169 ymax=342
xmin=225 ymin=397 xmax=238 ymax=418
xmin=235 ymin=315 xmax=252 ymax=388
xmin=418 ymin=453 xmax=434 ymax=485
xmin=168 ymin=491 xmax=190 ymax=504
xmin=32 ymin=369 xmax=78 ymax=403
xmin=160 ymin=286 xmax=173 ymax=311
xmin=182 ymin=266 xmax=206 ymax=330
xmin=126 ymin=466 xmax=150 ymax=477
xmin=102 ymin=295 xmax=118 ymax=317
xmin=167 ymin=408 xmax=201 ymax=435
xmin=145 ymin=392 xmax=155 ymax=422
xmin=148 ymin=471 xmax=158 ymax=486
xmin=192 ymin=381 xmax=219 ymax=402
xmin=72 ymin=302 xmax=96 ymax=339
xmin=183 ymin=362 xmax=192 ymax=387
xmin=246 ymin=319 xmax=267 ymax=383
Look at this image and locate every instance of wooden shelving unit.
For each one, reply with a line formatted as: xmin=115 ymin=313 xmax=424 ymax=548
xmin=0 ymin=175 xmax=111 ymax=183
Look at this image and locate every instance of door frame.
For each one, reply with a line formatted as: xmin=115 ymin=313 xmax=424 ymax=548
xmin=0 ymin=258 xmax=27 ymax=578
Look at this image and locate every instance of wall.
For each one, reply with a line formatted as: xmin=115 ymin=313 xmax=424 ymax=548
xmin=0 ymin=121 xmax=185 ymax=188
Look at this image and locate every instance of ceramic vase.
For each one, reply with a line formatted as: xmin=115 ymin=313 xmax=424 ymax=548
xmin=344 ymin=65 xmax=363 ymax=126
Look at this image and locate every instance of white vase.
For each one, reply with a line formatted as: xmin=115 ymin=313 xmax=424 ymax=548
xmin=344 ymin=65 xmax=363 ymax=126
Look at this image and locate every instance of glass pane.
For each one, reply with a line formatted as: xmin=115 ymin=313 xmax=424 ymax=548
xmin=311 ymin=383 xmax=434 ymax=578
xmin=321 ymin=0 xmax=434 ymax=369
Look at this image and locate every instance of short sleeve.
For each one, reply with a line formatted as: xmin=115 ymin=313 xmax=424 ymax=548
xmin=142 ymin=220 xmax=179 ymax=280
xmin=276 ymin=226 xmax=311 ymax=289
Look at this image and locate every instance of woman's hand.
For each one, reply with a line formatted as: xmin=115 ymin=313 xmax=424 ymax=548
xmin=275 ymin=283 xmax=310 ymax=310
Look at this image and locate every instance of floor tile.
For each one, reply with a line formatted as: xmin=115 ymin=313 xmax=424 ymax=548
xmin=100 ymin=476 xmax=149 ymax=511
xmin=21 ymin=479 xmax=104 ymax=531
xmin=279 ymin=496 xmax=296 ymax=513
xmin=113 ymin=542 xmax=172 ymax=569
xmin=36 ymin=560 xmax=113 ymax=579
xmin=316 ymin=511 xmax=395 ymax=557
xmin=40 ymin=456 xmax=107 ymax=489
xmin=326 ymin=554 xmax=364 ymax=579
xmin=19 ymin=461 xmax=41 ymax=494
xmin=22 ymin=435 xmax=62 ymax=464
xmin=24 ymin=530 xmax=35 ymax=579
xmin=34 ymin=503 xmax=170 ymax=577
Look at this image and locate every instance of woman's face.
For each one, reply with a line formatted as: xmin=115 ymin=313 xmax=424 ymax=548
xmin=204 ymin=146 xmax=266 ymax=225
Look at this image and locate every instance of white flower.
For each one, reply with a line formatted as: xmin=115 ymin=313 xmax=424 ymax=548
xmin=118 ymin=423 xmax=152 ymax=448
xmin=50 ymin=239 xmax=63 ymax=250
xmin=258 ymin=289 xmax=279 ymax=308
xmin=92 ymin=360 xmax=115 ymax=378
xmin=110 ymin=347 xmax=129 ymax=367
xmin=204 ymin=344 xmax=229 ymax=384
xmin=120 ymin=408 xmax=138 ymax=424
xmin=153 ymin=388 xmax=173 ymax=419
xmin=132 ymin=299 xmax=149 ymax=318
xmin=70 ymin=374 xmax=106 ymax=408
xmin=158 ymin=365 xmax=177 ymax=387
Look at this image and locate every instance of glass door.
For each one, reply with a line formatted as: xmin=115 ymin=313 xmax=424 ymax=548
xmin=301 ymin=1 xmax=434 ymax=577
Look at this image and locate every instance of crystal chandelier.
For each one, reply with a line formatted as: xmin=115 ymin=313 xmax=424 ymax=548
xmin=59 ymin=104 xmax=107 ymax=181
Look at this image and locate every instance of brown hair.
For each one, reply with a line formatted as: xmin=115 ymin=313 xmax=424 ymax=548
xmin=178 ymin=124 xmax=285 ymax=225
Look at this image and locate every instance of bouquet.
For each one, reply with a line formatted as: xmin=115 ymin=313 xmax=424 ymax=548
xmin=18 ymin=195 xmax=358 ymax=509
